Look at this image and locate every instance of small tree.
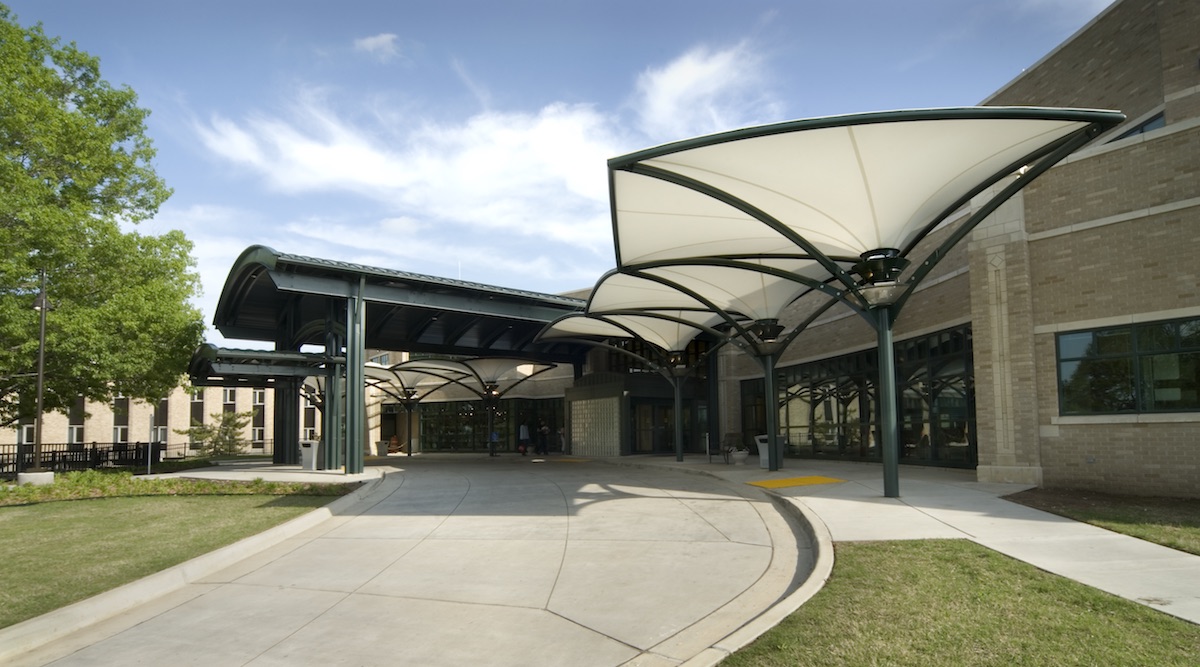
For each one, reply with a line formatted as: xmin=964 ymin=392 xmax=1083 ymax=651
xmin=176 ymin=410 xmax=255 ymax=458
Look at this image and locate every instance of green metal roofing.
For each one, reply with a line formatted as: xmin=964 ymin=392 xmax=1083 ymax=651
xmin=211 ymin=245 xmax=589 ymax=363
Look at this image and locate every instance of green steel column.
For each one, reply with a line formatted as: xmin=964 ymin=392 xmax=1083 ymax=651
xmin=672 ymin=373 xmax=684 ymax=462
xmin=877 ymin=308 xmax=900 ymax=498
xmin=345 ymin=278 xmax=366 ymax=474
xmin=761 ymin=353 xmax=781 ymax=472
xmin=324 ymin=369 xmax=343 ymax=470
xmin=273 ymin=378 xmax=300 ymax=465
xmin=324 ymin=303 xmax=343 ymax=471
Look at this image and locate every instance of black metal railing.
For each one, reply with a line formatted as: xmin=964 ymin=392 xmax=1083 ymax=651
xmin=1 ymin=442 xmax=167 ymax=480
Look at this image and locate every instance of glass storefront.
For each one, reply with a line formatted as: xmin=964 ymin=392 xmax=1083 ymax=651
xmin=742 ymin=325 xmax=976 ymax=468
xmin=417 ymin=398 xmax=564 ymax=453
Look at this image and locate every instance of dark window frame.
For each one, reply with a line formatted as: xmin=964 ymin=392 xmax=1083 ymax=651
xmin=1056 ymin=316 xmax=1200 ymax=415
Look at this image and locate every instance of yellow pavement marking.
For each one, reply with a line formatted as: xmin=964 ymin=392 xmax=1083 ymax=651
xmin=747 ymin=475 xmax=845 ymax=489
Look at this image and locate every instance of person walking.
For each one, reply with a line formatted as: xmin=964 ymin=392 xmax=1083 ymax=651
xmin=518 ymin=420 xmax=530 ymax=455
xmin=536 ymin=419 xmax=550 ymax=455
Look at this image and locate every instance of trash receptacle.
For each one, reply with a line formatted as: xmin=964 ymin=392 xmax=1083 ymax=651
xmin=300 ymin=440 xmax=318 ymax=471
xmin=756 ymin=434 xmax=786 ymax=469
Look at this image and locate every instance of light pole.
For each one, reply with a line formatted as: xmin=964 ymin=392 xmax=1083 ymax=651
xmin=32 ymin=269 xmax=48 ymax=473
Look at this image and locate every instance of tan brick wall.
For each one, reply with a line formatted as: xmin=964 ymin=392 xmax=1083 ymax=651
xmin=963 ymin=0 xmax=1200 ymax=496
xmin=1023 ymin=127 xmax=1200 ymax=235
xmin=1036 ymin=420 xmax=1200 ymax=496
xmin=1158 ymin=0 xmax=1200 ymax=122
xmin=986 ymin=0 xmax=1163 ymax=120
xmin=1029 ymin=207 xmax=1200 ymax=324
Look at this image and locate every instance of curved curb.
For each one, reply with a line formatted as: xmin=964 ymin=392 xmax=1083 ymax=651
xmin=0 ymin=472 xmax=391 ymax=664
xmin=696 ymin=494 xmax=835 ymax=666
xmin=602 ymin=459 xmax=836 ymax=667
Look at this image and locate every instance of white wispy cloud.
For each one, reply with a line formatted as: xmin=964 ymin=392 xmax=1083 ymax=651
xmin=189 ymin=41 xmax=780 ymax=297
xmin=354 ymin=33 xmax=401 ymax=62
xmin=632 ymin=41 xmax=783 ymax=142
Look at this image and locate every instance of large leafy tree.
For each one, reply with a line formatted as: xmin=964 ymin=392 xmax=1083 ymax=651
xmin=0 ymin=4 xmax=204 ymax=428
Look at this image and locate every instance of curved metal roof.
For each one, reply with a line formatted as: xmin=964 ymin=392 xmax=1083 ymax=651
xmin=187 ymin=343 xmax=334 ymax=386
xmin=211 ymin=245 xmax=589 ymax=363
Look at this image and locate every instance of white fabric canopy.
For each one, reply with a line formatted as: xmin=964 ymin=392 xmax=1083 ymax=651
xmin=394 ymin=357 xmax=556 ymax=395
xmin=610 ymin=108 xmax=1124 ymax=277
xmin=540 ymin=310 xmax=719 ymax=354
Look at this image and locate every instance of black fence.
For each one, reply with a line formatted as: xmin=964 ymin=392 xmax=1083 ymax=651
xmin=1 ymin=442 xmax=167 ymax=481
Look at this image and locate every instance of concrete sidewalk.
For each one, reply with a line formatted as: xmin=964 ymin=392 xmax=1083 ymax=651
xmin=6 ymin=453 xmax=1197 ymax=666
xmin=637 ymin=456 xmax=1200 ymax=626
xmin=5 ymin=455 xmax=825 ymax=667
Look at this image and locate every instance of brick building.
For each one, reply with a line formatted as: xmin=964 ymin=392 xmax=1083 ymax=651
xmin=8 ymin=0 xmax=1196 ymax=496
xmin=719 ymin=0 xmax=1198 ymax=496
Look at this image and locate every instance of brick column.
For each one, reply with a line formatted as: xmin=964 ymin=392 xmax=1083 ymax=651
xmin=969 ymin=190 xmax=1044 ymax=485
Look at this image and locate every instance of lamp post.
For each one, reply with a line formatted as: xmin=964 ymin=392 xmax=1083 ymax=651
xmin=32 ymin=269 xmax=48 ymax=473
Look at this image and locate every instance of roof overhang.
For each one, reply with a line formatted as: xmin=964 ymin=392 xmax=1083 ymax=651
xmin=187 ymin=343 xmax=336 ymax=387
xmin=210 ymin=245 xmax=590 ymax=363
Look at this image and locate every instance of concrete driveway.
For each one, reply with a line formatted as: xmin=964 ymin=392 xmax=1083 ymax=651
xmin=7 ymin=455 xmax=821 ymax=667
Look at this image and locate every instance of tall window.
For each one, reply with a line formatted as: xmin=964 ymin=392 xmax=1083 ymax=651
xmin=191 ymin=388 xmax=205 ymax=422
xmin=252 ymin=387 xmax=266 ymax=448
xmin=68 ymin=397 xmax=85 ymax=444
xmin=152 ymin=399 xmax=168 ymax=442
xmin=756 ymin=325 xmax=976 ymax=468
xmin=1058 ymin=316 xmax=1200 ymax=414
xmin=112 ymin=396 xmax=129 ymax=444
xmin=303 ymin=394 xmax=318 ymax=441
xmin=223 ymin=387 xmax=237 ymax=413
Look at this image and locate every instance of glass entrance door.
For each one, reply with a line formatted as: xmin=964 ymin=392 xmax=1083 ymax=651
xmin=632 ymin=402 xmax=674 ymax=454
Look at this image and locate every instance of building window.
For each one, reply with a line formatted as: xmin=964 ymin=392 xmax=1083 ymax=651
xmin=1057 ymin=316 xmax=1200 ymax=414
xmin=153 ymin=399 xmax=168 ymax=442
xmin=191 ymin=389 xmax=205 ymax=427
xmin=68 ymin=396 xmax=85 ymax=444
xmin=113 ymin=396 xmax=129 ymax=443
xmin=251 ymin=427 xmax=265 ymax=447
xmin=369 ymin=352 xmax=390 ymax=366
xmin=1114 ymin=111 xmax=1165 ymax=141
xmin=223 ymin=388 xmax=237 ymax=413
xmin=18 ymin=423 xmax=34 ymax=445
xmin=253 ymin=388 xmax=266 ymax=406
xmin=758 ymin=325 xmax=976 ymax=468
xmin=303 ymin=392 xmax=318 ymax=442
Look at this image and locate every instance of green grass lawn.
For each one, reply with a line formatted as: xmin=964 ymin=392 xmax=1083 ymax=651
xmin=723 ymin=539 xmax=1200 ymax=667
xmin=0 ymin=471 xmax=354 ymax=628
xmin=726 ymin=488 xmax=1200 ymax=666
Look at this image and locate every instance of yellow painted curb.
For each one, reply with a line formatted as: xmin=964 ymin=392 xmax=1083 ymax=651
xmin=747 ymin=475 xmax=845 ymax=489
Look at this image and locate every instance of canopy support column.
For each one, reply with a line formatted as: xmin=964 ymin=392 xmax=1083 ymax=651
xmin=272 ymin=377 xmax=300 ymax=465
xmin=876 ymin=308 xmax=900 ymax=498
xmin=672 ymin=371 xmax=685 ymax=462
xmin=324 ymin=302 xmax=344 ymax=471
xmin=757 ymin=352 xmax=782 ymax=472
xmin=345 ymin=278 xmax=366 ymax=474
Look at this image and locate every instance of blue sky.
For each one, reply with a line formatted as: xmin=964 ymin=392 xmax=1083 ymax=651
xmin=7 ymin=0 xmax=1115 ymax=345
